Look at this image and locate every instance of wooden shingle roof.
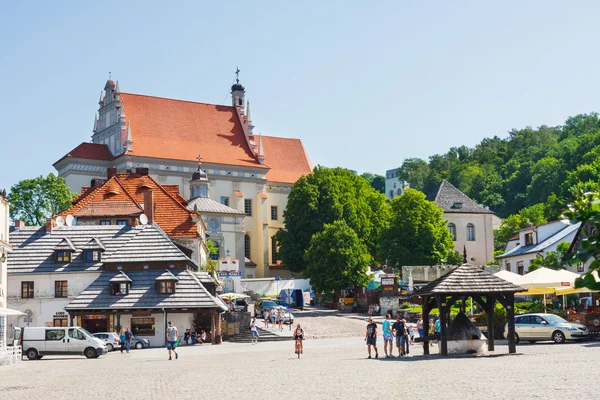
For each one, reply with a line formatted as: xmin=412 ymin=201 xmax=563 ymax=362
xmin=413 ymin=264 xmax=525 ymax=296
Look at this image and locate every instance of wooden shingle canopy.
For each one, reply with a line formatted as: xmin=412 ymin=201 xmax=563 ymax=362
xmin=413 ymin=264 xmax=525 ymax=357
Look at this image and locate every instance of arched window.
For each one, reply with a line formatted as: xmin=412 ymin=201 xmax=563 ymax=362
xmin=209 ymin=240 xmax=219 ymax=261
xmin=448 ymin=223 xmax=456 ymax=241
xmin=466 ymin=223 xmax=475 ymax=241
xmin=239 ymin=98 xmax=243 ymax=106
xmin=244 ymin=234 xmax=251 ymax=259
xmin=389 ymin=190 xmax=394 ymax=198
xmin=397 ymin=188 xmax=402 ymax=196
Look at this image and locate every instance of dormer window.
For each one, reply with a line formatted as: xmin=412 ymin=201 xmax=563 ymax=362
xmin=109 ymin=271 xmax=132 ymax=296
xmin=56 ymin=251 xmax=71 ymax=263
xmin=524 ymin=233 xmax=534 ymax=246
xmin=85 ymin=251 xmax=101 ymax=262
xmin=82 ymin=238 xmax=105 ymax=262
xmin=452 ymin=202 xmax=463 ymax=209
xmin=158 ymin=281 xmax=176 ymax=294
xmin=156 ymin=270 xmax=179 ymax=294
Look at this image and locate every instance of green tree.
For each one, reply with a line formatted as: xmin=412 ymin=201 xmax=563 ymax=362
xmin=276 ymin=166 xmax=390 ymax=272
xmin=304 ymin=220 xmax=371 ymax=297
xmin=8 ymin=173 xmax=76 ymax=226
xmin=398 ymin=158 xmax=429 ymax=191
xmin=360 ymin=172 xmax=385 ymax=194
xmin=382 ymin=189 xmax=455 ymax=266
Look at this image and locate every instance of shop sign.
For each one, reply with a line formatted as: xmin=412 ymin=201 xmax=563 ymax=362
xmin=219 ymin=271 xmax=241 ymax=277
xmin=132 ymin=310 xmax=152 ymax=317
xmin=380 ymin=274 xmax=398 ymax=297
xmin=85 ymin=315 xmax=107 ymax=320
xmin=53 ymin=311 xmax=68 ymax=319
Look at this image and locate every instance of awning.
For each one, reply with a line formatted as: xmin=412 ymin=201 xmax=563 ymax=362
xmin=0 ymin=307 xmax=26 ymax=316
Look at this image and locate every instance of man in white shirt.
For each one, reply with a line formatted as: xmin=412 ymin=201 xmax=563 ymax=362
xmin=166 ymin=321 xmax=179 ymax=360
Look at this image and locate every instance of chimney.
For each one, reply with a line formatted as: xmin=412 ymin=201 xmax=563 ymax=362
xmin=143 ymin=190 xmax=154 ymax=223
xmin=107 ymin=168 xmax=117 ymax=179
xmin=14 ymin=220 xmax=25 ymax=228
xmin=135 ymin=167 xmax=149 ymax=176
xmin=46 ymin=218 xmax=54 ymax=233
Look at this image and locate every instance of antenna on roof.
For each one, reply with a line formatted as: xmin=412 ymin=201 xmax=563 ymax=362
xmin=65 ymin=215 xmax=75 ymax=227
xmin=139 ymin=214 xmax=148 ymax=225
xmin=55 ymin=216 xmax=65 ymax=227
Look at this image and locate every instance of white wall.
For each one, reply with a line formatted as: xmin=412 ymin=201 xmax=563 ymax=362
xmin=445 ymin=213 xmax=494 ymax=265
xmin=116 ymin=312 xmax=193 ymax=348
xmin=0 ymin=197 xmax=9 ymax=309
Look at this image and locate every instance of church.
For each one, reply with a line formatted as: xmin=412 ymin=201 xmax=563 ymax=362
xmin=54 ymin=76 xmax=313 ymax=278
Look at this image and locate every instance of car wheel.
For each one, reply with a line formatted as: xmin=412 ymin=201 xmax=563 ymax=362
xmin=26 ymin=349 xmax=38 ymax=361
xmin=553 ymin=330 xmax=566 ymax=344
xmin=84 ymin=347 xmax=97 ymax=359
xmin=136 ymin=342 xmax=143 ymax=349
xmin=106 ymin=343 xmax=114 ymax=352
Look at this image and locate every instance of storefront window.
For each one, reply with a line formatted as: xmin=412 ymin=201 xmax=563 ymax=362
xmin=131 ymin=317 xmax=155 ymax=336
xmin=53 ymin=318 xmax=68 ymax=327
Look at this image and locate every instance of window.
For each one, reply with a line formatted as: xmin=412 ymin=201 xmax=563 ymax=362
xmin=117 ymin=220 xmax=127 ymax=226
xmin=68 ymin=328 xmax=85 ymax=340
xmin=244 ymin=234 xmax=251 ymax=259
xmin=53 ymin=318 xmax=68 ymax=327
xmin=85 ymin=251 xmax=100 ymax=262
xmin=389 ymin=190 xmax=394 ymax=198
xmin=577 ymin=263 xmax=584 ymax=273
xmin=244 ymin=199 xmax=252 ymax=216
xmin=111 ymin=283 xmax=129 ymax=296
xmin=45 ymin=329 xmax=65 ymax=341
xmin=525 ymin=233 xmax=534 ymax=246
xmin=55 ymin=281 xmax=68 ymax=298
xmin=209 ymin=240 xmax=220 ymax=261
xmin=271 ymin=237 xmax=278 ymax=264
xmin=517 ymin=261 xmax=524 ymax=275
xmin=506 ymin=262 xmax=511 ymax=272
xmin=200 ymin=186 xmax=208 ymax=197
xmin=448 ymin=223 xmax=456 ymax=241
xmin=271 ymin=206 xmax=278 ymax=221
xmin=158 ymin=281 xmax=176 ymax=294
xmin=56 ymin=251 xmax=71 ymax=263
xmin=220 ymin=197 xmax=229 ymax=206
xmin=100 ymin=220 xmax=111 ymax=225
xmin=21 ymin=281 xmax=34 ymax=298
xmin=466 ymin=224 xmax=475 ymax=241
xmin=131 ymin=317 xmax=155 ymax=336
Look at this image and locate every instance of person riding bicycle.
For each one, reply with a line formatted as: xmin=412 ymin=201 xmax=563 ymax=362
xmin=293 ymin=323 xmax=304 ymax=354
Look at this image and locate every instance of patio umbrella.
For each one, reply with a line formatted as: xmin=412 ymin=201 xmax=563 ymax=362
xmin=493 ymin=270 xmax=523 ymax=284
xmin=516 ymin=268 xmax=579 ymax=312
xmin=219 ymin=293 xmax=250 ymax=300
xmin=0 ymin=307 xmax=26 ymax=316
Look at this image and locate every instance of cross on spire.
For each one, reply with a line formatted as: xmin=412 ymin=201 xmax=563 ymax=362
xmin=196 ymin=154 xmax=203 ymax=169
xmin=109 ymin=71 xmax=112 ymax=80
xmin=235 ymin=67 xmax=240 ymax=82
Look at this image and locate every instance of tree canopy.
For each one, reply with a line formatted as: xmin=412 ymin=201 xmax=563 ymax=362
xmin=8 ymin=173 xmax=75 ymax=226
xmin=381 ymin=189 xmax=456 ymax=266
xmin=360 ymin=172 xmax=385 ymax=194
xmin=275 ymin=166 xmax=390 ymax=272
xmin=304 ymin=220 xmax=371 ymax=294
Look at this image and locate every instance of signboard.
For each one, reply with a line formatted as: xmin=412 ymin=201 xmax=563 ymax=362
xmin=380 ymin=274 xmax=398 ymax=297
xmin=53 ymin=311 xmax=68 ymax=319
xmin=219 ymin=271 xmax=241 ymax=277
xmin=381 ymin=278 xmax=395 ymax=286
xmin=561 ymin=282 xmax=570 ymax=287
xmin=132 ymin=310 xmax=152 ymax=317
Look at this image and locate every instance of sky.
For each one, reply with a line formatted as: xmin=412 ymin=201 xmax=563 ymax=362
xmin=2 ymin=1 xmax=600 ymax=192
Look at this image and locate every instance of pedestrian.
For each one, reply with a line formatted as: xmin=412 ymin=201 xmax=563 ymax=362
xmin=402 ymin=319 xmax=410 ymax=355
xmin=270 ymin=307 xmax=277 ymax=325
xmin=435 ymin=317 xmax=441 ymax=352
xmin=119 ymin=328 xmax=126 ymax=354
xmin=250 ymin=317 xmax=260 ymax=344
xmin=263 ymin=309 xmax=269 ymax=328
xmin=364 ymin=317 xmax=378 ymax=359
xmin=352 ymin=300 xmax=358 ymax=313
xmin=277 ymin=308 xmax=284 ymax=332
xmin=429 ymin=319 xmax=436 ymax=347
xmin=382 ymin=314 xmax=394 ymax=358
xmin=166 ymin=321 xmax=179 ymax=360
xmin=417 ymin=314 xmax=424 ymax=339
xmin=391 ymin=316 xmax=405 ymax=356
xmin=184 ymin=328 xmax=191 ymax=345
xmin=125 ymin=328 xmax=133 ymax=353
xmin=409 ymin=324 xmax=415 ymax=345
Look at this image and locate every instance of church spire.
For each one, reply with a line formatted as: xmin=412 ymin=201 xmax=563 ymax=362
xmin=231 ymin=67 xmax=245 ymax=114
xmin=93 ymin=114 xmax=98 ymax=133
xmin=246 ymin=100 xmax=254 ymax=134
xmin=98 ymin=91 xmax=104 ymax=107
xmin=125 ymin=122 xmax=133 ymax=152
xmin=257 ymin=132 xmax=265 ymax=164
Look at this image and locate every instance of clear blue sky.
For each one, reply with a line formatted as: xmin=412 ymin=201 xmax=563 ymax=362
xmin=2 ymin=1 xmax=600 ymax=192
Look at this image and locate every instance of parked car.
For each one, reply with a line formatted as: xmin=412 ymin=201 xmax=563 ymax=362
xmin=255 ymin=299 xmax=278 ymax=317
xmin=93 ymin=332 xmax=121 ymax=352
xmin=21 ymin=327 xmax=107 ymax=360
xmin=273 ymin=306 xmax=294 ymax=324
xmin=131 ymin=337 xmax=150 ymax=349
xmin=504 ymin=313 xmax=590 ymax=344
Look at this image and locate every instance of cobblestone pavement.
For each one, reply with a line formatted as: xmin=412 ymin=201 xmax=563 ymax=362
xmin=1 ymin=334 xmax=599 ymax=400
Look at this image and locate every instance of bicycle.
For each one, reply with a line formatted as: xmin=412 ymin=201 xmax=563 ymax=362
xmin=295 ymin=339 xmax=302 ymax=359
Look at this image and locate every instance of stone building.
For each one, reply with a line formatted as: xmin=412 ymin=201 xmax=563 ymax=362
xmin=385 ymin=168 xmax=408 ymax=199
xmin=53 ymin=77 xmax=313 ymax=278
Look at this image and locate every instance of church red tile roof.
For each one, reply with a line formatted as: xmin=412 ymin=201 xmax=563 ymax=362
xmin=56 ymin=173 xmax=199 ymax=238
xmin=120 ymin=93 xmax=267 ymax=169
xmin=261 ymin=136 xmax=313 ymax=184
xmin=57 ymin=143 xmax=113 ymax=163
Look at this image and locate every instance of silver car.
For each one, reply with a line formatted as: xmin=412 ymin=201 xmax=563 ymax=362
xmin=504 ymin=313 xmax=590 ymax=344
xmin=93 ymin=332 xmax=121 ymax=352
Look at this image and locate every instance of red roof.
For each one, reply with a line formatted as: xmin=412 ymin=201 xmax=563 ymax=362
xmin=121 ymin=93 xmax=266 ymax=169
xmin=261 ymin=136 xmax=312 ymax=184
xmin=57 ymin=173 xmax=199 ymax=238
xmin=57 ymin=143 xmax=113 ymax=163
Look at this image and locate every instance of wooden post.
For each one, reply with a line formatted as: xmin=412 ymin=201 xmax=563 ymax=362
xmin=422 ymin=295 xmax=430 ymax=355
xmin=438 ymin=295 xmax=448 ymax=357
xmin=506 ymin=293 xmax=516 ymax=354
xmin=487 ymin=295 xmax=495 ymax=352
xmin=211 ymin=311 xmax=216 ymax=344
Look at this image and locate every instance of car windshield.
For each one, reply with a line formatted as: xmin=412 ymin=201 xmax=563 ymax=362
xmin=78 ymin=328 xmax=95 ymax=338
xmin=263 ymin=301 xmax=276 ymax=308
xmin=543 ymin=315 xmax=567 ymax=324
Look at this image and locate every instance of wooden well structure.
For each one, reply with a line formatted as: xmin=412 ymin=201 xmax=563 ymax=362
xmin=413 ymin=264 xmax=525 ymax=356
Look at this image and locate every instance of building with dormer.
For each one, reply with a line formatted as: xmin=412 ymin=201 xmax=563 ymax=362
xmin=53 ymin=78 xmax=313 ymax=278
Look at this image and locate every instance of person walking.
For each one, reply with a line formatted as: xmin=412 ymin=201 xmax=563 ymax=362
xmin=166 ymin=321 xmax=179 ymax=360
xmin=125 ymin=328 xmax=133 ymax=353
xmin=391 ymin=316 xmax=405 ymax=357
xmin=365 ymin=317 xmax=378 ymax=359
xmin=382 ymin=314 xmax=394 ymax=358
xmin=250 ymin=317 xmax=260 ymax=344
xmin=184 ymin=328 xmax=191 ymax=345
xmin=416 ymin=315 xmax=424 ymax=339
xmin=402 ymin=319 xmax=410 ymax=355
xmin=429 ymin=319 xmax=436 ymax=347
xmin=119 ymin=329 xmax=126 ymax=354
xmin=263 ymin=309 xmax=269 ymax=328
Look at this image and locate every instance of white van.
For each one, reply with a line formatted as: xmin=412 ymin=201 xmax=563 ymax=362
xmin=21 ymin=327 xmax=108 ymax=360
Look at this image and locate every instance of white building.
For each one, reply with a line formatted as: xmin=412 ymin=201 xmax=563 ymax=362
xmin=385 ymin=168 xmax=408 ymax=199
xmin=427 ymin=180 xmax=495 ymax=265
xmin=0 ymin=191 xmax=10 ymax=311
xmin=53 ymin=78 xmax=312 ymax=278
xmin=497 ymin=220 xmax=581 ymax=275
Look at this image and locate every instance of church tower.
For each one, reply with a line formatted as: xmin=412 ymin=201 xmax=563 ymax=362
xmin=92 ymin=78 xmax=127 ymax=157
xmin=231 ymin=78 xmax=245 ymax=114
xmin=189 ymin=157 xmax=210 ymax=200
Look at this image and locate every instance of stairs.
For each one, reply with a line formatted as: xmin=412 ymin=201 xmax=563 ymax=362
xmin=227 ymin=328 xmax=292 ymax=343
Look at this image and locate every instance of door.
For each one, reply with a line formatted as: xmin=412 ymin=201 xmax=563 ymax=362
xmin=531 ymin=316 xmax=552 ymax=339
xmin=44 ymin=328 xmax=67 ymax=354
xmin=515 ymin=316 xmax=532 ymax=339
xmin=67 ymin=328 xmax=88 ymax=355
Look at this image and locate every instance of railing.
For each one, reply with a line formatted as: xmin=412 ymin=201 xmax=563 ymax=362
xmin=0 ymin=346 xmax=22 ymax=366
